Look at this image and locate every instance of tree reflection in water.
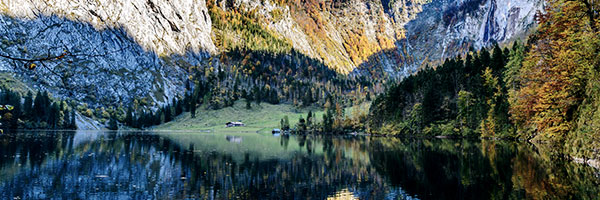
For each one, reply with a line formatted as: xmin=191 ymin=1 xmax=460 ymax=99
xmin=0 ymin=131 xmax=598 ymax=199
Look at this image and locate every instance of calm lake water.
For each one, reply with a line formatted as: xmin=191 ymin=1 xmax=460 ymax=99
xmin=0 ymin=131 xmax=598 ymax=199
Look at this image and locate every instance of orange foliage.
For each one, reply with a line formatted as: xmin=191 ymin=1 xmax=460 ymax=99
xmin=512 ymin=0 xmax=597 ymax=142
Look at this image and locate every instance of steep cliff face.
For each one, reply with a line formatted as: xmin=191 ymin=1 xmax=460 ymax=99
xmin=397 ymin=0 xmax=543 ymax=69
xmin=0 ymin=0 xmax=216 ymax=54
xmin=0 ymin=15 xmax=192 ymax=107
xmin=0 ymin=0 xmax=542 ymax=109
xmin=0 ymin=0 xmax=216 ymax=107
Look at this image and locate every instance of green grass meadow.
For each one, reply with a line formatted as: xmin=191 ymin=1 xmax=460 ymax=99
xmin=155 ymin=100 xmax=324 ymax=133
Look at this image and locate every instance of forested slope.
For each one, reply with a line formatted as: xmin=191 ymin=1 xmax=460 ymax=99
xmin=369 ymin=0 xmax=600 ymax=160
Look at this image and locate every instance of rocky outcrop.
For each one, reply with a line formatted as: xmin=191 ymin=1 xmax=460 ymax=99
xmin=398 ymin=0 xmax=543 ymax=70
xmin=0 ymin=0 xmax=216 ymax=54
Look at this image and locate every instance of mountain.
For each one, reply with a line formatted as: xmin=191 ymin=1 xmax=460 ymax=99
xmin=0 ymin=0 xmax=542 ymax=128
xmin=394 ymin=0 xmax=542 ymax=71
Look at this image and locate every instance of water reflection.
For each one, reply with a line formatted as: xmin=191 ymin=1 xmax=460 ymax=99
xmin=0 ymin=131 xmax=598 ymax=199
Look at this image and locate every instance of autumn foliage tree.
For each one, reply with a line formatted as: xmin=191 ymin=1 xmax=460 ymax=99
xmin=511 ymin=0 xmax=600 ymax=145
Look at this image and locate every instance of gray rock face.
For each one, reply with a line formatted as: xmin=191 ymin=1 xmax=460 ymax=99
xmin=0 ymin=0 xmax=216 ymax=54
xmin=398 ymin=0 xmax=543 ymax=70
xmin=0 ymin=0 xmax=216 ymax=109
xmin=0 ymin=15 xmax=196 ymax=107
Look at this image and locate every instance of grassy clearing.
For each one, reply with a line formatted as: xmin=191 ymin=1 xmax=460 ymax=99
xmin=155 ymin=100 xmax=324 ymax=132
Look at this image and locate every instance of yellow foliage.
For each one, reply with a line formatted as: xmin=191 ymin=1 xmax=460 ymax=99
xmin=512 ymin=0 xmax=600 ymax=144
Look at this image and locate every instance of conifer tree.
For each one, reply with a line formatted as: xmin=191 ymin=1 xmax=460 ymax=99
xmin=23 ymin=91 xmax=33 ymax=117
xmin=245 ymin=98 xmax=252 ymax=109
xmin=254 ymin=86 xmax=261 ymax=105
xmin=125 ymin=107 xmax=133 ymax=125
xmin=64 ymin=108 xmax=71 ymax=129
xmin=108 ymin=114 xmax=118 ymax=130
xmin=307 ymin=111 xmax=313 ymax=127
xmin=164 ymin=106 xmax=172 ymax=122
xmin=490 ymin=43 xmax=505 ymax=74
xmin=70 ymin=109 xmax=77 ymax=129
xmin=33 ymin=91 xmax=44 ymax=121
xmin=190 ymin=94 xmax=197 ymax=118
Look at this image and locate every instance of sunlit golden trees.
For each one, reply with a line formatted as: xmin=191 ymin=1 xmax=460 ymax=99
xmin=511 ymin=0 xmax=600 ymax=145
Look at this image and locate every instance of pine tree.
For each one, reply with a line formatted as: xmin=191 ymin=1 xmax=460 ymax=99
xmin=245 ymin=98 xmax=252 ymax=109
xmin=490 ymin=43 xmax=505 ymax=74
xmin=70 ymin=109 xmax=77 ymax=129
xmin=164 ymin=106 xmax=172 ymax=122
xmin=183 ymin=93 xmax=190 ymax=112
xmin=58 ymin=101 xmax=66 ymax=128
xmin=125 ymin=107 xmax=133 ymax=125
xmin=254 ymin=86 xmax=261 ymax=105
xmin=323 ymin=111 xmax=332 ymax=133
xmin=479 ymin=48 xmax=491 ymax=69
xmin=50 ymin=102 xmax=59 ymax=129
xmin=42 ymin=91 xmax=51 ymax=123
xmin=306 ymin=111 xmax=313 ymax=127
xmin=176 ymin=99 xmax=184 ymax=115
xmin=108 ymin=114 xmax=118 ymax=130
xmin=298 ymin=116 xmax=306 ymax=132
xmin=303 ymin=90 xmax=312 ymax=107
xmin=33 ymin=91 xmax=44 ymax=121
xmin=190 ymin=94 xmax=197 ymax=118
xmin=64 ymin=108 xmax=70 ymax=129
xmin=23 ymin=91 xmax=33 ymax=118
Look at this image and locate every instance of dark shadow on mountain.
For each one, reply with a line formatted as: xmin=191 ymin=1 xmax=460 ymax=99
xmin=0 ymin=14 xmax=209 ymax=107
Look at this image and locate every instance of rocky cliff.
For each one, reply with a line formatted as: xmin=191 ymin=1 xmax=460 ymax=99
xmin=398 ymin=0 xmax=542 ymax=70
xmin=0 ymin=0 xmax=543 ymax=108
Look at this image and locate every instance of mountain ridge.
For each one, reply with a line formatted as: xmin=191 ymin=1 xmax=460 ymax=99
xmin=1 ymin=0 xmax=542 ymax=75
xmin=0 ymin=0 xmax=543 ymax=128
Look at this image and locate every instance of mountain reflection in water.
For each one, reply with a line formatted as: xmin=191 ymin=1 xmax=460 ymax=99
xmin=0 ymin=131 xmax=598 ymax=199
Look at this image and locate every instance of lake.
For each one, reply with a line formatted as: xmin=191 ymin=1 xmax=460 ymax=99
xmin=0 ymin=131 xmax=598 ymax=199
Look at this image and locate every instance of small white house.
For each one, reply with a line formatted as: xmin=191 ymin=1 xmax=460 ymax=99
xmin=225 ymin=122 xmax=245 ymax=127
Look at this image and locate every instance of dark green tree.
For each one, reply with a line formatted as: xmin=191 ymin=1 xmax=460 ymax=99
xmin=254 ymin=86 xmax=261 ymax=105
xmin=164 ymin=106 xmax=172 ymax=123
xmin=306 ymin=111 xmax=313 ymax=127
xmin=108 ymin=114 xmax=118 ymax=130
xmin=23 ymin=91 xmax=33 ymax=117
xmin=190 ymin=94 xmax=197 ymax=118
xmin=245 ymin=98 xmax=252 ymax=109
xmin=297 ymin=116 xmax=306 ymax=132
xmin=125 ymin=107 xmax=134 ymax=125
xmin=70 ymin=109 xmax=77 ymax=129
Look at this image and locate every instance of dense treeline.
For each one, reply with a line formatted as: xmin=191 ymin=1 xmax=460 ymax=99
xmin=183 ymin=48 xmax=376 ymax=111
xmin=279 ymin=94 xmax=370 ymax=134
xmin=369 ymin=0 xmax=600 ymax=159
xmin=368 ymin=43 xmax=512 ymax=137
xmin=117 ymin=96 xmax=188 ymax=129
xmin=0 ymin=88 xmax=76 ymax=130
